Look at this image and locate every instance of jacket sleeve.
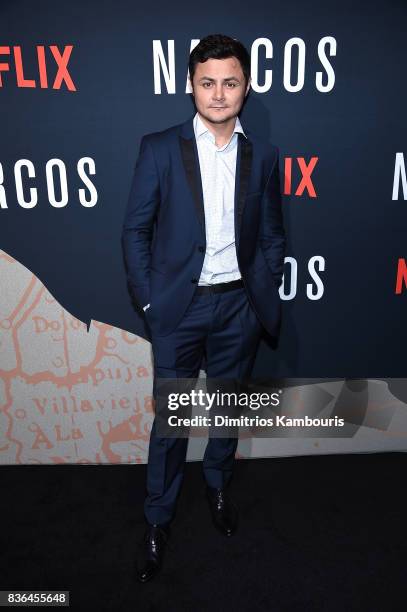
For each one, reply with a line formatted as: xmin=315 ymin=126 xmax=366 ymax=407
xmin=121 ymin=136 xmax=161 ymax=309
xmin=259 ymin=147 xmax=286 ymax=288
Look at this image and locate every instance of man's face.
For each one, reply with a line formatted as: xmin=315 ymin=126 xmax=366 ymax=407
xmin=189 ymin=56 xmax=251 ymax=126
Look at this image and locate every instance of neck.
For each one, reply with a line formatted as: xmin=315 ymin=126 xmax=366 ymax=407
xmin=197 ymin=112 xmax=237 ymax=147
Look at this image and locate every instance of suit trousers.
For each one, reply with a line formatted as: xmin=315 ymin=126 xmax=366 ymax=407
xmin=144 ymin=284 xmax=263 ymax=525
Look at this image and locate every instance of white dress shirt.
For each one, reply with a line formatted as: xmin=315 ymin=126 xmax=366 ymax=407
xmin=193 ymin=111 xmax=246 ymax=285
xmin=143 ymin=112 xmax=246 ymax=311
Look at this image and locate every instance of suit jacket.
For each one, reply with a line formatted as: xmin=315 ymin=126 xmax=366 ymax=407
xmin=122 ymin=113 xmax=286 ymax=338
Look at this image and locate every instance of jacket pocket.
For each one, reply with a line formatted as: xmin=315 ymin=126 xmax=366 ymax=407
xmin=149 ymin=265 xmax=166 ymax=275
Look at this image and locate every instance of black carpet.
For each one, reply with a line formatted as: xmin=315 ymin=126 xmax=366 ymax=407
xmin=1 ymin=452 xmax=406 ymax=611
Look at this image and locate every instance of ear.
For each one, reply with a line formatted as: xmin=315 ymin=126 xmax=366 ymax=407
xmin=188 ymin=75 xmax=194 ymax=96
xmin=245 ymin=77 xmax=251 ymax=97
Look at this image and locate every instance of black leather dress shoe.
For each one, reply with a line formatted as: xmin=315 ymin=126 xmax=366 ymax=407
xmin=137 ymin=523 xmax=170 ymax=583
xmin=206 ymin=486 xmax=238 ymax=536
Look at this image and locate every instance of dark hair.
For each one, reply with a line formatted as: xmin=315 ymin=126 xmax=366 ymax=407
xmin=189 ymin=34 xmax=250 ymax=87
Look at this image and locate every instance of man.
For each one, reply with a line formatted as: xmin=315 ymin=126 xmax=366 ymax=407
xmin=122 ymin=33 xmax=286 ymax=583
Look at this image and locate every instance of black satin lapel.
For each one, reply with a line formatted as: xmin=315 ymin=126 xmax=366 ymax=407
xmin=235 ymin=134 xmax=253 ymax=239
xmin=179 ymin=135 xmax=206 ymax=235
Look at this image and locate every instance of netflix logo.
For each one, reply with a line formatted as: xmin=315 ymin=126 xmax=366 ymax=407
xmin=283 ymin=156 xmax=318 ymax=198
xmin=0 ymin=45 xmax=76 ymax=91
xmin=395 ymin=259 xmax=407 ymax=294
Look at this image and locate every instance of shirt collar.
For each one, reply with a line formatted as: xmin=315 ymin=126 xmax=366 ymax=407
xmin=193 ymin=111 xmax=247 ymax=142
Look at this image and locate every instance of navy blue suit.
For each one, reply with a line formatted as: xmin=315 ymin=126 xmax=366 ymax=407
xmin=122 ymin=114 xmax=286 ymax=525
xmin=122 ymin=114 xmax=285 ymax=338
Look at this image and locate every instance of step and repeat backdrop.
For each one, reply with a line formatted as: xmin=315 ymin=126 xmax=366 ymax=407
xmin=1 ymin=0 xmax=407 ymax=464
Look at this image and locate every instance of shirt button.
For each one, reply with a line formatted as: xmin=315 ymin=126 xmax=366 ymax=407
xmin=198 ymin=246 xmax=205 ymax=253
xmin=191 ymin=278 xmax=198 ymax=284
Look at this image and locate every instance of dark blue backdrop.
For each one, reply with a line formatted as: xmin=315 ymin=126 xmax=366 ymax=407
xmin=1 ymin=0 xmax=406 ymax=377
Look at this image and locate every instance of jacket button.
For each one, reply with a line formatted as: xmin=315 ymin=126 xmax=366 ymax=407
xmin=191 ymin=278 xmax=198 ymax=283
xmin=198 ymin=246 xmax=205 ymax=252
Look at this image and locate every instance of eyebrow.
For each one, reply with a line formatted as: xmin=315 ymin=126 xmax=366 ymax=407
xmin=198 ymin=76 xmax=241 ymax=82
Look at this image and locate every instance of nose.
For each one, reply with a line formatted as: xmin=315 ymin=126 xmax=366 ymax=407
xmin=213 ymin=84 xmax=225 ymax=101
